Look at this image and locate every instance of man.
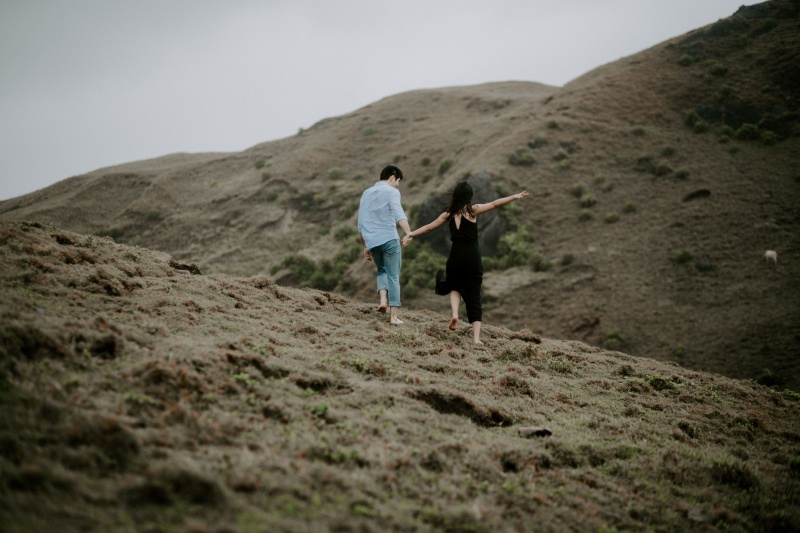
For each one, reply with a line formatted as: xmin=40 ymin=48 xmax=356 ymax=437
xmin=357 ymin=165 xmax=411 ymax=325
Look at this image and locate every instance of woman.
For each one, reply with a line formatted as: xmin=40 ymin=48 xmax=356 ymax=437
xmin=402 ymin=182 xmax=528 ymax=344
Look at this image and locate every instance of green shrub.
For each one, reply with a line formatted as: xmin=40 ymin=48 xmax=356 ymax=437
xmin=675 ymin=168 xmax=690 ymax=179
xmin=438 ymin=159 xmax=453 ymax=176
xmin=678 ymin=54 xmax=696 ymax=66
xmin=261 ymin=172 xmax=272 ymax=182
xmin=737 ymin=35 xmax=750 ymax=48
xmin=509 ymin=148 xmax=535 ymax=166
xmin=783 ymin=389 xmax=800 ymax=402
xmin=661 ymin=146 xmax=676 ymax=157
xmin=571 ymin=184 xmax=587 ymax=198
xmin=706 ymin=61 xmax=728 ymax=77
xmin=735 ymin=123 xmax=760 ymax=141
xmin=421 ymin=156 xmax=431 ymax=166
xmin=266 ymin=188 xmax=278 ymax=202
xmin=632 ymin=127 xmax=646 ymax=137
xmin=483 ymin=227 xmax=546 ymax=271
xmin=146 ymin=210 xmax=161 ymax=221
xmin=604 ymin=213 xmax=619 ymax=224
xmin=96 ymin=227 xmax=122 ymax=240
xmin=553 ymin=148 xmax=569 ymax=161
xmin=605 ymin=332 xmax=623 ymax=350
xmin=362 ymin=126 xmax=375 ymax=136
xmin=760 ymin=130 xmax=778 ymax=146
xmin=715 ymin=84 xmax=734 ymax=102
xmin=675 ymin=250 xmax=694 ymax=264
xmin=536 ymin=259 xmax=553 ymax=272
xmin=329 ymin=168 xmax=344 ymax=180
xmin=400 ymin=242 xmax=446 ymax=297
xmin=580 ymin=193 xmax=597 ymax=207
xmin=528 ymin=134 xmax=548 ymax=148
xmin=340 ymin=202 xmax=358 ymax=220
xmin=594 ymin=174 xmax=606 ymax=184
xmin=653 ymin=163 xmax=672 ymax=177
xmin=334 ymin=226 xmax=357 ymax=242
xmin=254 ymin=159 xmax=266 ymax=169
xmin=578 ymin=209 xmax=593 ymax=222
xmin=685 ymin=111 xmax=709 ymax=133
xmin=623 ymin=202 xmax=637 ymax=214
xmin=561 ymin=254 xmax=574 ymax=266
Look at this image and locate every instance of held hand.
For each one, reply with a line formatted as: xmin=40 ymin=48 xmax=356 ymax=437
xmin=515 ymin=190 xmax=529 ymax=200
xmin=402 ymin=235 xmax=413 ymax=247
xmin=364 ymin=248 xmax=373 ymax=262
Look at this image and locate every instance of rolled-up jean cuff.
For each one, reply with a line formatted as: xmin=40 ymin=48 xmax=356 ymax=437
xmin=370 ymin=239 xmax=401 ymax=307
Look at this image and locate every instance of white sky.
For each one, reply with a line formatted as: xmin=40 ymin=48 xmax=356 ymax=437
xmin=0 ymin=0 xmax=758 ymax=201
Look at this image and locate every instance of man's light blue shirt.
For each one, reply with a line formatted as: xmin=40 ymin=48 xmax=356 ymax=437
xmin=357 ymin=181 xmax=408 ymax=250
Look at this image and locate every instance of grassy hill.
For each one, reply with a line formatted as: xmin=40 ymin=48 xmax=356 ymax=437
xmin=1 ymin=2 xmax=799 ymax=387
xmin=1 ymin=220 xmax=799 ymax=531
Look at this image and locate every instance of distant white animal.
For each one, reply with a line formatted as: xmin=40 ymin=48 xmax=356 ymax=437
xmin=764 ymin=250 xmax=778 ymax=264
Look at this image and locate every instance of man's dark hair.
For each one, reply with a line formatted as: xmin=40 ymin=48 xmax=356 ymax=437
xmin=380 ymin=165 xmax=403 ymax=181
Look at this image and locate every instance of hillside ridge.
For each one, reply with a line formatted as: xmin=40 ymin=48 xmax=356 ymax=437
xmin=2 ymin=220 xmax=799 ymax=531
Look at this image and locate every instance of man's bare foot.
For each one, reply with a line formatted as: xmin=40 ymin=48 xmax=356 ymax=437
xmin=378 ymin=303 xmax=388 ymax=313
xmin=474 ymin=339 xmax=484 ymax=345
xmin=391 ymin=318 xmax=404 ymax=325
xmin=449 ymin=317 xmax=458 ymax=331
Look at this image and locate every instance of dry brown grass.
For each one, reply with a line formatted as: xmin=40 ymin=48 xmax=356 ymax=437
xmin=1 ymin=221 xmax=799 ymax=531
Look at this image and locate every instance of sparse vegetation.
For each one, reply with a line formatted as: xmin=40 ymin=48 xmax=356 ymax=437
xmin=579 ymin=192 xmax=597 ymax=207
xmin=438 ymin=159 xmax=453 ymax=176
xmin=675 ymin=250 xmax=694 ymax=264
xmin=509 ymin=148 xmax=535 ymax=166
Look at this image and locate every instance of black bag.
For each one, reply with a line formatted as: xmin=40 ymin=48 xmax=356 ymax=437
xmin=434 ymin=269 xmax=450 ymax=296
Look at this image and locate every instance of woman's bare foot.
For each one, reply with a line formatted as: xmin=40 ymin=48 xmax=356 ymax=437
xmin=449 ymin=317 xmax=458 ymax=331
xmin=391 ymin=318 xmax=404 ymax=325
xmin=473 ymin=339 xmax=484 ymax=345
xmin=377 ymin=303 xmax=387 ymax=313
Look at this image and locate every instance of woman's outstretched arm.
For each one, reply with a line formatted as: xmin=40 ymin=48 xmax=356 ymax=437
xmin=402 ymin=212 xmax=448 ymax=246
xmin=473 ymin=191 xmax=528 ymax=215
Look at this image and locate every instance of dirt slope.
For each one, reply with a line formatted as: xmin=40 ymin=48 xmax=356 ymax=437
xmin=2 ymin=221 xmax=799 ymax=532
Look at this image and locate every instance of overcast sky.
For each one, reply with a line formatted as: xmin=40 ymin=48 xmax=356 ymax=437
xmin=0 ymin=0 xmax=758 ymax=201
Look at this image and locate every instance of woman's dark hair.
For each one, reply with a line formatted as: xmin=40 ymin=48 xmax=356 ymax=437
xmin=446 ymin=181 xmax=475 ymax=220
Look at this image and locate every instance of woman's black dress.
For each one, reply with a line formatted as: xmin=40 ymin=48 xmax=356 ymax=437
xmin=446 ymin=217 xmax=483 ymax=323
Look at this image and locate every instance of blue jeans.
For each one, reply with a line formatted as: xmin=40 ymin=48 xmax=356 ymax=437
xmin=371 ymin=239 xmax=401 ymax=307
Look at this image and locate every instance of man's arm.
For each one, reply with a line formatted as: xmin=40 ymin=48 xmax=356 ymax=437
xmin=398 ymin=218 xmax=411 ymax=237
xmin=359 ymin=233 xmax=372 ymax=262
